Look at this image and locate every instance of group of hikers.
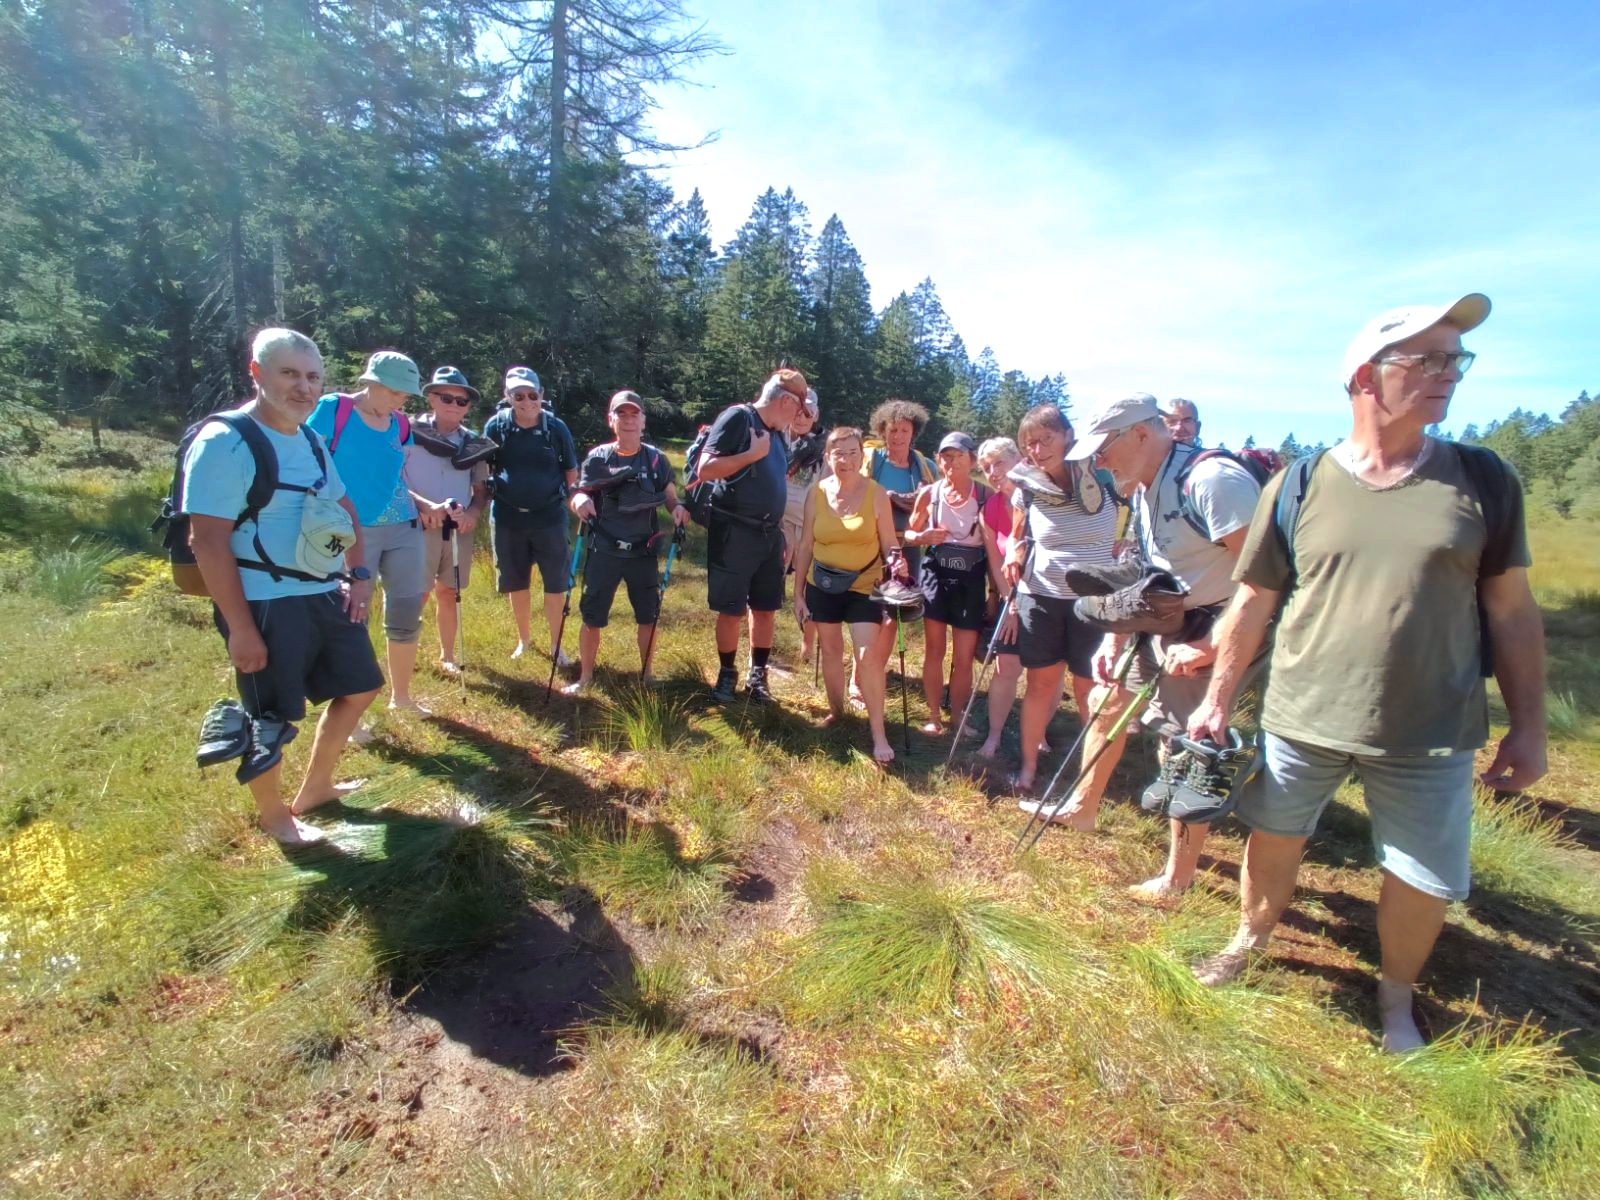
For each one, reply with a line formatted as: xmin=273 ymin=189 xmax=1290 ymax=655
xmin=177 ymin=292 xmax=1548 ymax=1053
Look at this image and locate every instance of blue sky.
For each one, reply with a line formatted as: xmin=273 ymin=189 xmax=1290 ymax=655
xmin=650 ymin=0 xmax=1598 ymax=449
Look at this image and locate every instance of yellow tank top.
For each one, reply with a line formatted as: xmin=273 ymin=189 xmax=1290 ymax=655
xmin=810 ymin=477 xmax=883 ymax=595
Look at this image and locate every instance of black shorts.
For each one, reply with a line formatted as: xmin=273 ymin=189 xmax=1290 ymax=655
xmin=580 ymin=550 xmax=660 ymax=628
xmin=494 ymin=520 xmax=570 ymax=594
xmin=804 ymin=581 xmax=884 ymax=626
xmin=1015 ymin=590 xmax=1100 ymax=678
xmin=920 ymin=559 xmax=988 ymax=631
xmin=706 ymin=517 xmax=785 ymax=615
xmin=214 ymin=590 xmax=385 ymax=722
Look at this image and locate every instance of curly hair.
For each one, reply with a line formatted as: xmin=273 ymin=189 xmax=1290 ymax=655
xmin=868 ymin=398 xmax=930 ymax=440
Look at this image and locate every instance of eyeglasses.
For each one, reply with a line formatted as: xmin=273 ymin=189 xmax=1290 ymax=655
xmin=1373 ymin=350 xmax=1476 ymax=376
xmin=1092 ymin=426 xmax=1135 ymax=461
xmin=509 ymin=390 xmax=541 ymax=402
xmin=433 ymin=391 xmax=472 ymax=407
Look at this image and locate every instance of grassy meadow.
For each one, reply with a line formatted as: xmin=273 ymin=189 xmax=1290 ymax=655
xmin=2 ymin=425 xmax=1599 ymax=1199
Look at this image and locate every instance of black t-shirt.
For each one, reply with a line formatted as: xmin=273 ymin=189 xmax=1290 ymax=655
xmin=706 ymin=403 xmax=788 ymax=524
xmin=484 ymin=409 xmax=577 ymax=528
xmin=578 ymin=441 xmax=676 ymax=554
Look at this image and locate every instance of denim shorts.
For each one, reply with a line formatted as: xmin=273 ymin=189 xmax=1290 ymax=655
xmin=1234 ymin=731 xmax=1476 ymax=900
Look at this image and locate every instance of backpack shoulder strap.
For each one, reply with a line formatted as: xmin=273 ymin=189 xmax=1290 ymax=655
xmin=1272 ymin=449 xmax=1326 ymax=576
xmin=396 ymin=412 xmax=411 ymax=445
xmin=210 ymin=411 xmax=280 ymax=523
xmin=1454 ymin=442 xmax=1515 ymax=578
xmin=329 ymin=393 xmax=355 ymax=453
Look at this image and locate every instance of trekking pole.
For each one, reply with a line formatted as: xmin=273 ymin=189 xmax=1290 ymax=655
xmin=545 ymin=520 xmax=588 ymax=702
xmin=896 ymin=608 xmax=910 ymax=753
xmin=1012 ymin=635 xmax=1142 ymax=851
xmin=1016 ymin=638 xmax=1164 ymax=854
xmin=640 ymin=525 xmax=685 ymax=682
xmin=813 ymin=638 xmax=820 ymax=690
xmin=948 ymin=543 xmax=1036 ymax=766
xmin=443 ymin=512 xmax=465 ymax=684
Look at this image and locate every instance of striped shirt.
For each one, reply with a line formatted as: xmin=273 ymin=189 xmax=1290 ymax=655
xmin=1013 ymin=468 xmax=1118 ymax=600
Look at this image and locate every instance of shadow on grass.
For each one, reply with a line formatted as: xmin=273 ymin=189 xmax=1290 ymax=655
xmin=279 ymin=803 xmax=640 ymax=1079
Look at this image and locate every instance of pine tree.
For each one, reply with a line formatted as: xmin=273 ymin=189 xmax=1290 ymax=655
xmin=806 ymin=214 xmax=874 ymax=426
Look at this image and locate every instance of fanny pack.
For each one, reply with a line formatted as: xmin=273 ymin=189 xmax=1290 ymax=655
xmin=930 ymin=542 xmax=984 ymax=573
xmin=811 ymin=556 xmax=875 ymax=594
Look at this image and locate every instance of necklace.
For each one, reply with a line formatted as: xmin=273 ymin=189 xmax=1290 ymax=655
xmin=1333 ymin=436 xmax=1436 ymax=492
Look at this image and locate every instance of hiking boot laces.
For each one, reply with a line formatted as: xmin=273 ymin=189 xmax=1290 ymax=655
xmin=710 ymin=666 xmax=739 ymax=704
xmin=1141 ymin=741 xmax=1193 ymax=815
xmin=744 ymin=666 xmax=773 ymax=704
xmin=1071 ymin=570 xmax=1186 ymax=636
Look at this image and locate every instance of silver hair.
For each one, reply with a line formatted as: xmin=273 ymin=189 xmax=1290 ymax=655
xmin=757 ymin=375 xmax=794 ymax=405
xmin=1159 ymin=396 xmax=1199 ymax=419
xmin=251 ymin=327 xmax=321 ymax=366
xmin=976 ymin=436 xmax=1020 ymax=465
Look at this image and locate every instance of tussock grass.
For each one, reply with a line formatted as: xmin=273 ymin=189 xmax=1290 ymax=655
xmin=1469 ymin=786 xmax=1591 ymax=910
xmin=603 ymin=684 xmax=692 ymax=751
xmin=31 ymin=537 xmax=121 ymax=607
xmin=779 ymin=869 xmax=1098 ymax=1024
xmin=661 ymin=744 xmax=765 ymax=863
xmin=1544 ymin=689 xmax=1588 ymax=738
xmin=562 ymin=820 xmax=733 ymax=928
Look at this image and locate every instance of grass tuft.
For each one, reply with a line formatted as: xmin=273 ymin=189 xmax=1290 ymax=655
xmin=31 ymin=537 xmax=121 ymax=607
xmin=779 ymin=871 xmax=1097 ymax=1023
xmin=563 ymin=820 xmax=733 ymax=928
xmin=1469 ymin=787 xmax=1586 ymax=908
xmin=604 ymin=684 xmax=691 ymax=751
xmin=1545 ymin=690 xmax=1589 ymax=738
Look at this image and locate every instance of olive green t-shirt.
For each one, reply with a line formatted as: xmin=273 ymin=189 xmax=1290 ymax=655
xmin=1236 ymin=443 xmax=1529 ymax=756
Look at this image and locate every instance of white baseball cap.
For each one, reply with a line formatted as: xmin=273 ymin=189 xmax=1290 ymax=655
xmin=1341 ymin=293 xmax=1490 ymax=386
xmin=1065 ymin=393 xmax=1160 ymax=460
xmin=504 ymin=365 xmax=542 ymax=392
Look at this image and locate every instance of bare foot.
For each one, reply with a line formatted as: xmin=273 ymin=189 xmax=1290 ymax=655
xmin=389 ymin=698 xmax=433 ymax=716
xmin=872 ymin=742 xmax=896 ymax=765
xmin=290 ymin=779 xmax=367 ymax=816
xmin=262 ymin=815 xmax=327 ymax=846
xmin=1192 ymin=939 xmax=1265 ymax=987
xmin=821 ymin=711 xmax=843 ymax=729
xmin=553 ymin=648 xmax=575 ymax=668
xmin=510 ymin=642 xmax=527 ymax=660
xmin=1044 ymin=802 xmax=1098 ymax=832
xmin=921 ymin=720 xmax=944 ymax=736
xmin=439 ymin=660 xmax=461 ymax=676
xmin=849 ymin=686 xmax=865 ymax=710
xmin=347 ymin=723 xmax=376 ymax=747
xmin=1378 ymin=979 xmax=1426 ymax=1053
xmin=1039 ymin=739 xmax=1052 ymax=754
xmin=561 ymin=678 xmax=590 ymax=696
xmin=1128 ymin=874 xmax=1191 ymax=903
xmin=976 ymin=739 xmax=1001 ymax=759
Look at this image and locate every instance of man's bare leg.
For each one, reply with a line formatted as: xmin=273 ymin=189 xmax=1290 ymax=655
xmin=434 ymin=582 xmax=460 ymax=668
xmin=636 ymin=622 xmax=654 ymax=678
xmin=1134 ymin=819 xmax=1212 ymax=899
xmin=544 ymin=591 xmax=568 ymax=663
xmin=1052 ymin=681 xmax=1132 ymax=830
xmin=291 ymin=688 xmax=380 ymax=813
xmin=1193 ymin=829 xmax=1307 ymax=985
xmin=715 ymin=612 xmax=742 ymax=655
xmin=564 ymin=624 xmax=602 ymax=694
xmin=248 ymin=762 xmax=323 ymax=845
xmin=508 ymin=589 xmax=533 ymax=657
xmin=1374 ymin=871 xmax=1449 ymax=1052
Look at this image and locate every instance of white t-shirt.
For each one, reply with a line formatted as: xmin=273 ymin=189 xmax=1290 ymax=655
xmin=1013 ymin=472 xmax=1118 ymax=600
xmin=1133 ymin=447 xmax=1261 ymax=608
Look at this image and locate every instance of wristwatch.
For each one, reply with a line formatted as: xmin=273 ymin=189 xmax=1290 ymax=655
xmin=347 ymin=566 xmax=373 ymax=582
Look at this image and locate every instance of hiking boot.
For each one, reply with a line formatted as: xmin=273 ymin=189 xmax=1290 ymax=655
xmin=1166 ymin=730 xmax=1261 ymax=825
xmin=1140 ymin=739 xmax=1195 ymax=816
xmin=1065 ymin=559 xmax=1147 ymax=597
xmin=710 ymin=666 xmax=739 ymax=704
xmin=1072 ymin=568 xmax=1186 ymax=636
xmin=874 ymin=579 xmax=924 ymax=614
xmin=237 ymin=716 xmax=299 ymax=785
xmin=197 ymin=699 xmax=251 ymax=768
xmin=744 ymin=666 xmax=773 ymax=705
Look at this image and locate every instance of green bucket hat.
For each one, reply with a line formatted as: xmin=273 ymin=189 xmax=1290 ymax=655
xmin=359 ymin=350 xmax=423 ymax=397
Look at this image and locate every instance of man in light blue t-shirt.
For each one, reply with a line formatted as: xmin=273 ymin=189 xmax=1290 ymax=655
xmin=183 ymin=328 xmax=384 ymax=845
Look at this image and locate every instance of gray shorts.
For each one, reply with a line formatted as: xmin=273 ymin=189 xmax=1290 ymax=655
xmin=364 ymin=521 xmax=429 ymax=644
xmin=1234 ymin=731 xmax=1476 ymax=901
xmin=422 ymin=523 xmax=476 ymax=589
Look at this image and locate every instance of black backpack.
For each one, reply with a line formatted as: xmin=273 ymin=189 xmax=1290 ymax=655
xmin=682 ymin=404 xmax=759 ymax=528
xmin=151 ymin=409 xmax=329 ymax=597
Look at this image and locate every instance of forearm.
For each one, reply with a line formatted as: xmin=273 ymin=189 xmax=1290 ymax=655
xmin=338 ymin=496 xmax=367 ymax=570
xmin=189 ymin=526 xmax=256 ymax=636
xmin=698 ymin=449 xmax=757 ymax=482
xmin=1204 ymin=584 xmax=1278 ymax=710
xmin=1489 ymin=603 xmax=1546 ymax=732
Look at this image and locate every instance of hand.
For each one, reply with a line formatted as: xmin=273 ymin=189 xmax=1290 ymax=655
xmin=1002 ymin=554 xmax=1026 ymax=588
xmin=344 ymin=579 xmax=373 ymax=622
xmin=1163 ymin=641 xmax=1215 ymax=678
xmin=1186 ymin=690 xmax=1231 ymax=743
xmin=795 ymin=597 xmax=809 ymax=626
xmin=1479 ymin=726 xmax=1548 ymax=792
xmin=996 ymin=606 xmax=1019 ymax=643
xmin=227 ymin=625 xmax=269 ymax=674
xmin=456 ymin=505 xmax=479 ymax=534
xmin=747 ymin=424 xmax=771 ymax=462
xmin=887 ymin=548 xmax=912 ymax=584
xmin=572 ymin=494 xmax=596 ymax=521
xmin=919 ymin=527 xmax=951 ymax=545
xmin=672 ymin=503 xmax=689 ymax=527
xmin=1091 ymin=635 xmax=1124 ymax=685
xmin=417 ymin=500 xmax=444 ymax=530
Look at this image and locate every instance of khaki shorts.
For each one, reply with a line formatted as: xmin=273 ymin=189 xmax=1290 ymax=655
xmin=423 ymin=523 xmax=476 ymax=589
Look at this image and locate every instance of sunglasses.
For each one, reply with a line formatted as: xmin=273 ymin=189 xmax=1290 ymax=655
xmin=432 ymin=391 xmax=472 ymax=407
